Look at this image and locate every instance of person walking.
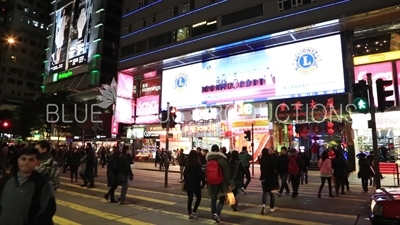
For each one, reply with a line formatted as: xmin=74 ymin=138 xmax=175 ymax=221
xmin=68 ymin=148 xmax=81 ymax=183
xmin=228 ymin=151 xmax=244 ymax=211
xmin=206 ymin=144 xmax=231 ymax=223
xmin=259 ymin=148 xmax=279 ymax=214
xmin=178 ymin=149 xmax=186 ymax=182
xmin=317 ymin=151 xmax=334 ymax=198
xmin=104 ymin=149 xmax=120 ymax=203
xmin=331 ymin=150 xmax=349 ymax=196
xmin=117 ymin=146 xmax=134 ymax=205
xmin=287 ymin=149 xmax=305 ymax=199
xmin=35 ymin=140 xmax=60 ymax=191
xmin=277 ymin=147 xmax=290 ymax=196
xmin=238 ymin=146 xmax=252 ymax=195
xmin=183 ymin=150 xmax=205 ymax=219
xmin=84 ymin=143 xmax=95 ymax=188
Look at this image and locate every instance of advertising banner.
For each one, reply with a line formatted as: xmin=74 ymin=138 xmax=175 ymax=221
xmin=49 ymin=4 xmax=73 ymax=73
xmin=161 ymin=35 xmax=345 ymax=109
xmin=353 ymin=62 xmax=394 ymax=106
xmin=136 ymin=95 xmax=159 ymax=116
xmin=397 ymin=60 xmax=400 ymax=101
xmin=139 ymin=77 xmax=161 ymax=97
xmin=115 ymin=73 xmax=134 ymax=123
xmin=269 ymin=93 xmax=349 ymax=123
xmin=67 ymin=0 xmax=93 ymax=69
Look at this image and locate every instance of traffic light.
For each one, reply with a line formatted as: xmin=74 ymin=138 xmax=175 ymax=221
xmin=2 ymin=122 xmax=8 ymax=127
xmin=352 ymin=80 xmax=369 ymax=113
xmin=160 ymin=110 xmax=168 ymax=128
xmin=169 ymin=107 xmax=177 ymax=128
xmin=244 ymin=130 xmax=251 ymax=141
xmin=376 ymin=79 xmax=394 ymax=112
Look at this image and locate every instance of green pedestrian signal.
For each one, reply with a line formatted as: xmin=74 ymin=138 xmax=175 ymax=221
xmin=352 ymin=81 xmax=369 ymax=113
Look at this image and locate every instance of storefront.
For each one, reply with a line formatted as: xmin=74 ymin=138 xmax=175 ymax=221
xmin=351 ymin=111 xmax=400 ymax=170
xmin=269 ymin=93 xmax=354 ymax=166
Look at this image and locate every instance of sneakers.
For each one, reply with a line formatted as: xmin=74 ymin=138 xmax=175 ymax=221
xmin=240 ymin=187 xmax=247 ymax=195
xmin=213 ymin=213 xmax=221 ymax=223
xmin=260 ymin=206 xmax=265 ymax=215
xmin=270 ymin=208 xmax=275 ymax=212
xmin=189 ymin=212 xmax=197 ymax=219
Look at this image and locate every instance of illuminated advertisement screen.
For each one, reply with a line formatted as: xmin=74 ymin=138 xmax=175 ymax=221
xmin=397 ymin=60 xmax=400 ymax=101
xmin=354 ymin=62 xmax=395 ymax=107
xmin=139 ymin=77 xmax=161 ymax=97
xmin=49 ymin=3 xmax=73 ymax=73
xmin=135 ymin=77 xmax=161 ymax=124
xmin=115 ymin=73 xmax=134 ymax=123
xmin=67 ymin=0 xmax=93 ymax=69
xmin=161 ymin=35 xmax=345 ymax=109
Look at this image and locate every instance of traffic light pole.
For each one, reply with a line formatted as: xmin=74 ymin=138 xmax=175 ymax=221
xmin=367 ymin=73 xmax=381 ymax=189
xmin=251 ymin=123 xmax=254 ymax=176
xmin=164 ymin=102 xmax=170 ymax=188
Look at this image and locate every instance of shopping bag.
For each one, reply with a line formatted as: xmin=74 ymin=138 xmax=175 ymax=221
xmin=225 ymin=192 xmax=235 ymax=206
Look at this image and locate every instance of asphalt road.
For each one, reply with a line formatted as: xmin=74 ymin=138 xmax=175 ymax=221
xmin=54 ymin=166 xmax=373 ymax=225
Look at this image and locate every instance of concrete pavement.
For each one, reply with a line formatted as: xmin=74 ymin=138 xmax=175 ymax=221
xmin=54 ymin=166 xmax=375 ymax=225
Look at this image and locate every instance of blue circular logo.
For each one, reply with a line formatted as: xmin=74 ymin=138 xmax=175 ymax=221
xmin=174 ymin=73 xmax=188 ymax=90
xmin=293 ymin=48 xmax=321 ymax=75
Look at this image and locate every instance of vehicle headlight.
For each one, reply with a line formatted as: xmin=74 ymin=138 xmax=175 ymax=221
xmin=371 ymin=200 xmax=383 ymax=216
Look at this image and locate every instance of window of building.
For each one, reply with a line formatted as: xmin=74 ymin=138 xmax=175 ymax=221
xmin=143 ymin=18 xmax=147 ymax=27
xmin=126 ymin=4 xmax=130 ymax=13
xmin=168 ymin=8 xmax=173 ymax=18
xmin=176 ymin=27 xmax=189 ymax=41
xmin=291 ymin=0 xmax=303 ymax=8
xmin=32 ymin=20 xmax=38 ymax=27
xmin=139 ymin=0 xmax=144 ymax=7
xmin=278 ymin=0 xmax=292 ymax=11
xmin=26 ymin=82 xmax=35 ymax=88
xmin=123 ymin=26 xmax=128 ymax=34
xmin=9 ymin=67 xmax=23 ymax=75
xmin=17 ymin=80 xmax=23 ymax=85
xmin=24 ymin=8 xmax=29 ymax=13
xmin=152 ymin=14 xmax=156 ymax=23
xmin=30 ymin=40 xmax=36 ymax=46
xmin=21 ymin=48 xmax=27 ymax=54
xmin=191 ymin=19 xmax=217 ymax=37
xmin=11 ymin=90 xmax=15 ymax=95
xmin=10 ymin=56 xmax=17 ymax=62
xmin=7 ymin=78 xmax=15 ymax=84
xmin=128 ymin=23 xmax=132 ymax=32
xmin=221 ymin=4 xmax=263 ymax=26
xmin=182 ymin=2 xmax=189 ymax=13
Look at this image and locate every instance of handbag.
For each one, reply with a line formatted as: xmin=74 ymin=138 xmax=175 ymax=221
xmin=225 ymin=192 xmax=235 ymax=206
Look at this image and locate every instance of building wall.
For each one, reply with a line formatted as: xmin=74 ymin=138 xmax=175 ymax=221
xmin=0 ymin=0 xmax=51 ymax=110
xmin=118 ymin=0 xmax=399 ymax=71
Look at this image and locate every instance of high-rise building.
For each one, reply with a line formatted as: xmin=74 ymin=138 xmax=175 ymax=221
xmin=118 ymin=0 xmax=399 ymax=75
xmin=0 ymin=0 xmax=52 ymax=110
xmin=42 ymin=0 xmax=122 ymax=101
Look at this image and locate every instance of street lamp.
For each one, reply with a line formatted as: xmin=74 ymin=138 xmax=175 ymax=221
xmin=7 ymin=38 xmax=15 ymax=44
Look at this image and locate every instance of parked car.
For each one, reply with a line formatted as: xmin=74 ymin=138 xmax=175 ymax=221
xmin=370 ymin=188 xmax=400 ymax=224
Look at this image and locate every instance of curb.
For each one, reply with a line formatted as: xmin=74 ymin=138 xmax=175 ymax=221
xmin=135 ymin=168 xmax=181 ymax=173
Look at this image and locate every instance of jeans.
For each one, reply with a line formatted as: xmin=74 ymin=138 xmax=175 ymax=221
xmin=242 ymin=166 xmax=251 ymax=189
xmin=120 ymin=178 xmax=129 ymax=202
xmin=262 ymin=192 xmax=275 ymax=208
xmin=311 ymin=153 xmax=318 ymax=162
xmin=210 ymin=195 xmax=225 ymax=216
xmin=187 ymin=190 xmax=201 ymax=214
xmin=70 ymin=166 xmax=78 ymax=181
xmin=289 ymin=175 xmax=300 ymax=197
xmin=301 ymin=169 xmax=308 ymax=184
xmin=278 ymin=173 xmax=290 ymax=194
xmin=318 ymin=177 xmax=333 ymax=195
xmin=179 ymin=166 xmax=185 ymax=180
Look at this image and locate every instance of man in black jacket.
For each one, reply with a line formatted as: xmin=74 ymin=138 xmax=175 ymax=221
xmin=0 ymin=148 xmax=56 ymax=225
xmin=84 ymin=143 xmax=95 ymax=188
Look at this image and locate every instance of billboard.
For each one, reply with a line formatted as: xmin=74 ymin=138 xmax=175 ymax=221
xmin=115 ymin=73 xmax=134 ymax=123
xmin=67 ymin=0 xmax=93 ymax=69
xmin=135 ymin=77 xmax=161 ymax=124
xmin=354 ymin=62 xmax=394 ymax=107
xmin=49 ymin=4 xmax=73 ymax=73
xmin=161 ymin=35 xmax=345 ymax=109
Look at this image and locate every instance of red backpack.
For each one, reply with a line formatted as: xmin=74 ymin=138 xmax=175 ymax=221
xmin=288 ymin=156 xmax=300 ymax=175
xmin=206 ymin=160 xmax=223 ymax=185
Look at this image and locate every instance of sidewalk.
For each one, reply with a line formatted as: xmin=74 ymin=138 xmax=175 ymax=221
xmin=133 ymin=162 xmax=399 ymax=187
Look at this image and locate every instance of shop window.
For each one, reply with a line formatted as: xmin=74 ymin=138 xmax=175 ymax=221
xmin=221 ymin=4 xmax=263 ymax=27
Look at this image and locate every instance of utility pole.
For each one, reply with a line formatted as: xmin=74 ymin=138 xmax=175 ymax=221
xmin=164 ymin=102 xmax=170 ymax=187
xmin=251 ymin=123 xmax=255 ymax=176
xmin=366 ymin=73 xmax=381 ymax=189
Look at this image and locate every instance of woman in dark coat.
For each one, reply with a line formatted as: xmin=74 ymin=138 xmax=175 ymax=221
xmin=259 ymin=148 xmax=279 ymax=215
xmin=104 ymin=149 xmax=120 ymax=203
xmin=183 ymin=150 xmax=205 ymax=219
xmin=358 ymin=154 xmax=372 ymax=193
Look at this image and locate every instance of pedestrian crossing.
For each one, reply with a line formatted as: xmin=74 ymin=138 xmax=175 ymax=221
xmin=53 ymin=171 xmax=372 ymax=225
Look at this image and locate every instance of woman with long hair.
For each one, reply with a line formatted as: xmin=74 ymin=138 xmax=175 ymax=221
xmin=183 ymin=150 xmax=205 ymax=219
xmin=259 ymin=148 xmax=279 ymax=214
xmin=104 ymin=149 xmax=120 ymax=203
xmin=317 ymin=151 xmax=334 ymax=198
xmin=228 ymin=151 xmax=244 ymax=211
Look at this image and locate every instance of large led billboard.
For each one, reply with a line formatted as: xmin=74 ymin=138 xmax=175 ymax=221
xmin=161 ymin=35 xmax=345 ymax=109
xmin=115 ymin=73 xmax=134 ymax=123
xmin=48 ymin=0 xmax=94 ymax=75
xmin=136 ymin=77 xmax=161 ymax=124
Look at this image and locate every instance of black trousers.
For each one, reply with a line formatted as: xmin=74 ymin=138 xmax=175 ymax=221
xmin=70 ymin=166 xmax=78 ymax=181
xmin=289 ymin=175 xmax=301 ymax=197
xmin=242 ymin=166 xmax=251 ymax=189
xmin=84 ymin=168 xmax=94 ymax=186
xmin=187 ymin=189 xmax=202 ymax=215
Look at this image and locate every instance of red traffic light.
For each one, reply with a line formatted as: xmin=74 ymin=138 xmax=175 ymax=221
xmin=2 ymin=122 xmax=8 ymax=127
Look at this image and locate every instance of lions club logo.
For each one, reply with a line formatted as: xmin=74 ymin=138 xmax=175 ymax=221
xmin=293 ymin=47 xmax=321 ymax=75
xmin=174 ymin=73 xmax=188 ymax=91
